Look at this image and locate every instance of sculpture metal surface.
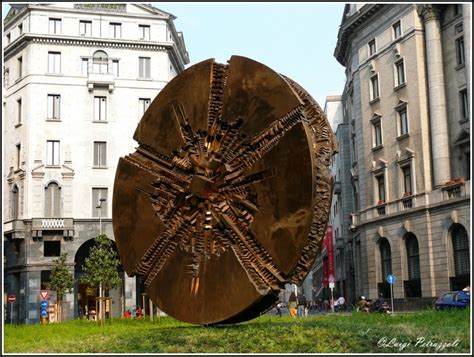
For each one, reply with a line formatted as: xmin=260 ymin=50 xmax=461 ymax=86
xmin=112 ymin=56 xmax=336 ymax=325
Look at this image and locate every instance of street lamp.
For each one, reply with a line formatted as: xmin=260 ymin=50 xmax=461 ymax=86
xmin=96 ymin=198 xmax=106 ymax=236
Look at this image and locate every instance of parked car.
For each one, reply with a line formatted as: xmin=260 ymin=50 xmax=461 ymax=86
xmin=435 ymin=291 xmax=470 ymax=310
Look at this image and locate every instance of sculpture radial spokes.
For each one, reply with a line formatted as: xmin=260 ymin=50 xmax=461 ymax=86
xmin=123 ymin=62 xmax=306 ymax=295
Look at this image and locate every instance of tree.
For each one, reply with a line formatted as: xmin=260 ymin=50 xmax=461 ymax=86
xmin=80 ymin=234 xmax=122 ymax=322
xmin=50 ymin=253 xmax=73 ymax=322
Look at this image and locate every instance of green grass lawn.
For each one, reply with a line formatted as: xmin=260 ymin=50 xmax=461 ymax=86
xmin=4 ymin=309 xmax=470 ymax=353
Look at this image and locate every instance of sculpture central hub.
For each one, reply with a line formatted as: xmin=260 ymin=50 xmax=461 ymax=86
xmin=189 ymin=174 xmax=216 ymax=199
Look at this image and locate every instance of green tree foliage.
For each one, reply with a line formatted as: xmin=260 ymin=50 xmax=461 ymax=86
xmin=50 ymin=253 xmax=74 ymax=301
xmin=80 ymin=234 xmax=122 ymax=292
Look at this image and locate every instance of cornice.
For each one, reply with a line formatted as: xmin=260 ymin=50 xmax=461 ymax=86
xmin=334 ymin=4 xmax=385 ymax=66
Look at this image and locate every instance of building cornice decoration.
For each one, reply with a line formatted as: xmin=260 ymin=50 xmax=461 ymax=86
xmin=334 ymin=4 xmax=385 ymax=66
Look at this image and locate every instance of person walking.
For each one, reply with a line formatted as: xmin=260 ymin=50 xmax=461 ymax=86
xmin=288 ymin=292 xmax=297 ymax=317
xmin=297 ymin=293 xmax=307 ymax=317
xmin=275 ymin=303 xmax=282 ymax=317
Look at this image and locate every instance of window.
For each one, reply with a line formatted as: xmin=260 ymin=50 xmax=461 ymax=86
xmin=459 ymin=89 xmax=469 ymax=121
xmin=92 ymin=50 xmax=108 ymax=74
xmin=49 ymin=18 xmax=62 ymax=34
xmin=45 ymin=182 xmax=61 ymax=217
xmin=399 ymin=108 xmax=408 ymax=136
xmin=395 ymin=59 xmax=405 ymax=86
xmin=16 ymin=144 xmax=21 ymax=169
xmin=47 ymin=95 xmax=61 ymax=120
xmin=139 ymin=24 xmax=150 ymax=40
xmin=93 ymin=141 xmax=107 ymax=167
xmin=44 ymin=241 xmax=61 ymax=257
xmin=112 ymin=60 xmax=119 ymax=77
xmin=139 ymin=57 xmax=151 ymax=78
xmin=393 ymin=21 xmax=401 ymax=39
xmin=368 ymin=39 xmax=376 ymax=56
xmin=6 ymin=33 xmax=11 ymax=44
xmin=4 ymin=68 xmax=9 ymax=86
xmin=12 ymin=185 xmax=19 ymax=219
xmin=82 ymin=58 xmax=89 ymax=76
xmin=370 ymin=74 xmax=379 ymax=101
xmin=41 ymin=271 xmax=51 ymax=290
xmin=92 ymin=188 xmax=108 ymax=217
xmin=456 ymin=37 xmax=465 ymax=66
xmin=46 ymin=140 xmax=60 ymax=166
xmin=94 ymin=96 xmax=107 ymax=121
xmin=373 ymin=120 xmax=382 ymax=147
xmin=380 ymin=238 xmax=392 ymax=281
xmin=17 ymin=98 xmax=22 ymax=124
xmin=376 ymin=174 xmax=385 ymax=203
xmin=48 ymin=52 xmax=61 ymax=74
xmin=452 ymin=225 xmax=469 ymax=276
xmin=109 ymin=22 xmax=121 ymax=38
xmin=79 ymin=20 xmax=92 ymax=36
xmin=17 ymin=57 xmax=22 ymax=78
xmin=18 ymin=23 xmax=23 ymax=35
xmin=139 ymin=98 xmax=151 ymax=119
xmin=402 ymin=165 xmax=412 ymax=195
xmin=404 ymin=234 xmax=421 ymax=297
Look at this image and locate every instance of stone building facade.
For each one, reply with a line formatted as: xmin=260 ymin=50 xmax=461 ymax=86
xmin=334 ymin=3 xmax=470 ymax=308
xmin=3 ymin=3 xmax=189 ymax=324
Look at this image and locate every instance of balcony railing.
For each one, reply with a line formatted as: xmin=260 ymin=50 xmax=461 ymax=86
xmin=32 ymin=218 xmax=74 ymax=230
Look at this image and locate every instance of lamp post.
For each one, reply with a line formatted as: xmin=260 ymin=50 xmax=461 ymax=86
xmin=96 ymin=197 xmax=106 ymax=323
xmin=97 ymin=198 xmax=106 ymax=235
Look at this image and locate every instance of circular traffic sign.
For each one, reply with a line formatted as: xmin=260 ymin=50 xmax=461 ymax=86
xmin=8 ymin=295 xmax=16 ymax=303
xmin=41 ymin=301 xmax=48 ymax=308
xmin=41 ymin=309 xmax=48 ymax=317
xmin=387 ymin=274 xmax=397 ymax=284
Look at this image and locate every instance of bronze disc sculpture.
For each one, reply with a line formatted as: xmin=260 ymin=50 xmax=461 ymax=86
xmin=112 ymin=55 xmax=336 ymax=325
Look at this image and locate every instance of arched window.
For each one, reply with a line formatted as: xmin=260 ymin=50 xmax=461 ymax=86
xmin=452 ymin=225 xmax=470 ymax=277
xmin=380 ymin=238 xmax=392 ymax=281
xmin=12 ymin=184 xmax=19 ymax=219
xmin=92 ymin=50 xmax=109 ymax=74
xmin=378 ymin=238 xmax=392 ymax=298
xmin=404 ymin=233 xmax=421 ymax=297
xmin=405 ymin=234 xmax=420 ymax=280
xmin=45 ymin=182 xmax=61 ymax=217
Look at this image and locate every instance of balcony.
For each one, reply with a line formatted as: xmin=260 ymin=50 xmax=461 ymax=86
xmin=31 ymin=218 xmax=74 ymax=240
xmin=401 ymin=192 xmax=413 ymax=210
xmin=442 ymin=179 xmax=466 ymax=200
xmin=350 ymin=213 xmax=359 ymax=230
xmin=3 ymin=219 xmax=26 ymax=239
xmin=376 ymin=202 xmax=386 ymax=216
xmin=87 ymin=72 xmax=115 ymax=92
xmin=84 ymin=59 xmax=116 ymax=92
xmin=333 ymin=181 xmax=342 ymax=195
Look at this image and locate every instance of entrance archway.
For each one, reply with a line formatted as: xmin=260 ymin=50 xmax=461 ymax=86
xmin=74 ymin=238 xmax=124 ymax=319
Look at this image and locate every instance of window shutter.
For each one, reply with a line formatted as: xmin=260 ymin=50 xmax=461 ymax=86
xmin=47 ymin=95 xmax=53 ymax=118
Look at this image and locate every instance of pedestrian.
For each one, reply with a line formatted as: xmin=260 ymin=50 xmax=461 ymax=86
xmin=297 ymin=293 xmax=307 ymax=317
xmin=288 ymin=292 xmax=297 ymax=317
xmin=275 ymin=303 xmax=282 ymax=317
xmin=334 ymin=295 xmax=345 ymax=312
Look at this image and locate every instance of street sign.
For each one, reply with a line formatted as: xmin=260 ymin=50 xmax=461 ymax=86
xmin=329 ymin=282 xmax=335 ymax=289
xmin=8 ymin=295 xmax=16 ymax=303
xmin=41 ymin=309 xmax=48 ymax=318
xmin=387 ymin=274 xmax=397 ymax=284
xmin=41 ymin=301 xmax=48 ymax=308
xmin=40 ymin=290 xmax=49 ymax=300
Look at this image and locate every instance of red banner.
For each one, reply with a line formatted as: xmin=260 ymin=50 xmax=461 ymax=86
xmin=322 ymin=225 xmax=335 ymax=288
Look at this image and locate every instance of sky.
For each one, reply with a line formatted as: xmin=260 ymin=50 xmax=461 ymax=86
xmin=2 ymin=2 xmax=347 ymax=106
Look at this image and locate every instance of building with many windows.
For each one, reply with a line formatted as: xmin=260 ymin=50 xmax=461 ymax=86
xmin=334 ymin=3 xmax=470 ymax=308
xmin=3 ymin=3 xmax=189 ymax=324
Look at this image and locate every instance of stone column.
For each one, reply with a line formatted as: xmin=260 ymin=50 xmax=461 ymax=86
xmin=421 ymin=5 xmax=451 ymax=187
